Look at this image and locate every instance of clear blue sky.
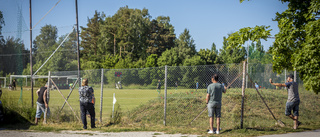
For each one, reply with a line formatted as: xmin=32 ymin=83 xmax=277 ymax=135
xmin=0 ymin=0 xmax=288 ymax=52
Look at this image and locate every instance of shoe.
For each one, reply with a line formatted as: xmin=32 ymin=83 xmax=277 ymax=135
xmin=83 ymin=126 xmax=87 ymax=129
xmin=298 ymin=121 xmax=302 ymax=126
xmin=215 ymin=130 xmax=220 ymax=134
xmin=208 ymin=130 xmax=214 ymax=134
xmin=91 ymin=126 xmax=96 ymax=129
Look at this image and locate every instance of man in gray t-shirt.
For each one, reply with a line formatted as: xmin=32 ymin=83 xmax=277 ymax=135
xmin=206 ymin=74 xmax=227 ymax=134
xmin=269 ymin=74 xmax=301 ymax=129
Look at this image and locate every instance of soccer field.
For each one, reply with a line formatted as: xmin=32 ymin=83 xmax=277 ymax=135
xmin=1 ymin=86 xmax=204 ymax=122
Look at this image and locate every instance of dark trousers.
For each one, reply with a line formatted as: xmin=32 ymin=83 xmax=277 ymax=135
xmin=80 ymin=102 xmax=95 ymax=128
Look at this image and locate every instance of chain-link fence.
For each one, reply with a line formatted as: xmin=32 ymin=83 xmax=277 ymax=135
xmin=2 ymin=63 xmax=305 ymax=129
xmin=48 ymin=63 xmax=304 ymax=128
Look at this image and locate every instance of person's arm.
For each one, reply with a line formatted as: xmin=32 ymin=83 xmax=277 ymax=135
xmin=36 ymin=88 xmax=41 ymax=97
xmin=223 ymin=85 xmax=227 ymax=93
xmin=43 ymin=89 xmax=48 ymax=108
xmin=91 ymin=88 xmax=95 ymax=104
xmin=206 ymin=93 xmax=210 ymax=104
xmin=269 ymin=78 xmax=286 ymax=87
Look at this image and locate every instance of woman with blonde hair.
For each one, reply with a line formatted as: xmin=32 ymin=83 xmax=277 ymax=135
xmin=79 ymin=79 xmax=95 ymax=129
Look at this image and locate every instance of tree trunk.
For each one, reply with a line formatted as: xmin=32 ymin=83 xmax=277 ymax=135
xmin=113 ymin=34 xmax=116 ymax=56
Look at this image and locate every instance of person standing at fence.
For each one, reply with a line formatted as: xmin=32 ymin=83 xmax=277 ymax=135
xmin=79 ymin=79 xmax=96 ymax=129
xmin=12 ymin=79 xmax=16 ymax=90
xmin=269 ymin=74 xmax=301 ymax=129
xmin=255 ymin=82 xmax=259 ymax=89
xmin=157 ymin=79 xmax=161 ymax=94
xmin=196 ymin=81 xmax=199 ymax=91
xmin=35 ymin=82 xmax=50 ymax=124
xmin=175 ymin=81 xmax=178 ymax=90
xmin=206 ymin=74 xmax=227 ymax=134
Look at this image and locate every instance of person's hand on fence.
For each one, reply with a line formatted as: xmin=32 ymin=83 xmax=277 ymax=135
xmin=269 ymin=78 xmax=273 ymax=84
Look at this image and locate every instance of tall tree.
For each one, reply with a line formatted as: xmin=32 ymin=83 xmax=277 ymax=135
xmin=0 ymin=11 xmax=4 ymax=43
xmin=211 ymin=42 xmax=218 ymax=54
xmin=80 ymin=11 xmax=105 ymax=58
xmin=33 ymin=24 xmax=58 ymax=63
xmin=147 ymin=16 xmax=176 ymax=57
xmin=0 ymin=37 xmax=26 ymax=75
xmin=198 ymin=49 xmax=218 ymax=65
xmin=241 ymin=0 xmax=320 ymax=93
xmin=0 ymin=11 xmax=5 ymax=74
xmin=176 ymin=28 xmax=196 ymax=55
xmin=58 ymin=30 xmax=78 ymax=71
xmin=219 ymin=36 xmax=246 ymax=64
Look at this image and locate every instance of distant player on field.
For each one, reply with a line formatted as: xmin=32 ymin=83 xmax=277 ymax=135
xmin=157 ymin=80 xmax=161 ymax=94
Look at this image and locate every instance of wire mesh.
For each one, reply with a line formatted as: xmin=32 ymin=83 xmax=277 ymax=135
xmin=2 ymin=63 xmax=308 ymax=129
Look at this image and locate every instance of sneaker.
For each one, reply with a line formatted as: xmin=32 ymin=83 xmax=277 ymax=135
xmin=298 ymin=121 xmax=302 ymax=126
xmin=208 ymin=130 xmax=214 ymax=134
xmin=215 ymin=130 xmax=220 ymax=134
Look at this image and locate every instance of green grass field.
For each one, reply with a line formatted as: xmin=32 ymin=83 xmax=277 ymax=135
xmin=0 ymin=85 xmax=198 ymax=122
xmin=1 ymin=85 xmax=320 ymax=136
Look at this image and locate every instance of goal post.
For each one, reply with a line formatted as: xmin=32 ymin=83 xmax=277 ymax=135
xmin=0 ymin=77 xmax=6 ymax=88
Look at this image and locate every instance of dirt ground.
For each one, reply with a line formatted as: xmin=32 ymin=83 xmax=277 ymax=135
xmin=0 ymin=130 xmax=200 ymax=137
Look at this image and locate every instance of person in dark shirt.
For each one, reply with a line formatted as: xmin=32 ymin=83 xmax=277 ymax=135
xmin=35 ymin=82 xmax=50 ymax=124
xmin=12 ymin=79 xmax=16 ymax=90
xmin=157 ymin=80 xmax=161 ymax=94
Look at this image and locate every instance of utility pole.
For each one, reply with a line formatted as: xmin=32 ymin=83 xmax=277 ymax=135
xmin=29 ymin=0 xmax=33 ymax=108
xmin=75 ymin=0 xmax=81 ymax=87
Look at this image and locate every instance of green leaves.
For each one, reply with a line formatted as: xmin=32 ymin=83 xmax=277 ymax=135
xmin=226 ymin=25 xmax=271 ymax=50
xmin=268 ymin=0 xmax=320 ymax=94
xmin=293 ymin=20 xmax=320 ymax=94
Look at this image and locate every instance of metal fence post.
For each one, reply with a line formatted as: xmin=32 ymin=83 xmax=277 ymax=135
xmin=100 ymin=69 xmax=104 ymax=124
xmin=240 ymin=61 xmax=247 ymax=129
xmin=164 ymin=65 xmax=168 ymax=126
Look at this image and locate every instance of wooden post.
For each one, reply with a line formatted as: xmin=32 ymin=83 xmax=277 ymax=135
xmin=60 ymin=78 xmax=79 ymax=112
xmin=51 ymin=79 xmax=80 ymax=121
xmin=240 ymin=61 xmax=247 ymax=129
xmin=44 ymin=71 xmax=51 ymax=124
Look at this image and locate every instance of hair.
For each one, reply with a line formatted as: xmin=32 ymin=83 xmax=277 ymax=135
xmin=212 ymin=73 xmax=219 ymax=81
xmin=82 ymin=79 xmax=88 ymax=86
xmin=288 ymin=74 xmax=294 ymax=80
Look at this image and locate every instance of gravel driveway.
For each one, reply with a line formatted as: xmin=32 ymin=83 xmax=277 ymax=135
xmin=0 ymin=130 xmax=199 ymax=137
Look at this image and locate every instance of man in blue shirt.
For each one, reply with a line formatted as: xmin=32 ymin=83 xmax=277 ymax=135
xmin=255 ymin=82 xmax=259 ymax=89
xmin=269 ymin=74 xmax=301 ymax=129
xmin=196 ymin=81 xmax=199 ymax=91
xmin=206 ymin=74 xmax=227 ymax=134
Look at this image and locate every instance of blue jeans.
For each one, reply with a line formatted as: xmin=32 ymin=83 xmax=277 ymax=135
xmin=285 ymin=100 xmax=300 ymax=116
xmin=36 ymin=101 xmax=50 ymax=118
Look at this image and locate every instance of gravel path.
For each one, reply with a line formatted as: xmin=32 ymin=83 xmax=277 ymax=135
xmin=1 ymin=129 xmax=320 ymax=137
xmin=0 ymin=130 xmax=199 ymax=137
xmin=258 ymin=129 xmax=320 ymax=137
